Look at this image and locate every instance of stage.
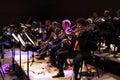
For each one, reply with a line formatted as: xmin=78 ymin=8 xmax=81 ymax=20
xmin=1 ymin=48 xmax=120 ymax=80
xmin=1 ymin=49 xmax=73 ymax=80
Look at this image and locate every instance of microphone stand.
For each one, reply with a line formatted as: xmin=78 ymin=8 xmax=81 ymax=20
xmin=17 ymin=34 xmax=30 ymax=80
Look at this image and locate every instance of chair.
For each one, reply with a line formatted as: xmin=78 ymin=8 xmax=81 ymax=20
xmin=79 ymin=51 xmax=99 ymax=79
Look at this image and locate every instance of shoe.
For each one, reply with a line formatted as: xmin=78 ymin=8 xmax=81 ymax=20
xmin=52 ymin=73 xmax=64 ymax=78
xmin=51 ymin=64 xmax=57 ymax=67
xmin=48 ymin=64 xmax=57 ymax=67
xmin=35 ymin=54 xmax=39 ymax=56
xmin=36 ymin=56 xmax=44 ymax=60
xmin=51 ymin=62 xmax=57 ymax=67
xmin=64 ymin=64 xmax=69 ymax=70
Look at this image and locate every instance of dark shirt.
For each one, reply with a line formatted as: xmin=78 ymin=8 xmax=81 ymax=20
xmin=46 ymin=27 xmax=53 ymax=39
xmin=78 ymin=31 xmax=93 ymax=56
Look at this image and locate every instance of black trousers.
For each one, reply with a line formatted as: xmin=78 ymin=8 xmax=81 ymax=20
xmin=49 ymin=43 xmax=61 ymax=65
xmin=73 ymin=51 xmax=91 ymax=79
xmin=56 ymin=49 xmax=91 ymax=79
xmin=56 ymin=48 xmax=79 ymax=74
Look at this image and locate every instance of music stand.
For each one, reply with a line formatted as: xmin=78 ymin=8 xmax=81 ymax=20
xmin=12 ymin=33 xmax=19 ymax=64
xmin=12 ymin=33 xmax=23 ymax=76
xmin=17 ymin=34 xmax=30 ymax=80
xmin=24 ymin=33 xmax=36 ymax=66
xmin=6 ymin=33 xmax=20 ymax=73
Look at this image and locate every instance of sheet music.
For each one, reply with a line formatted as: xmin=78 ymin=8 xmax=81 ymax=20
xmin=12 ymin=33 xmax=19 ymax=42
xmin=25 ymin=33 xmax=35 ymax=46
xmin=17 ymin=34 xmax=26 ymax=47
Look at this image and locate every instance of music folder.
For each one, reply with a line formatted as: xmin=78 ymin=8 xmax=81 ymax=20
xmin=12 ymin=33 xmax=19 ymax=42
xmin=17 ymin=34 xmax=26 ymax=47
xmin=24 ymin=32 xmax=35 ymax=46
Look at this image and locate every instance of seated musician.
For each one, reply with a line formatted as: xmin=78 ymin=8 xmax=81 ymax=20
xmin=44 ymin=20 xmax=53 ymax=39
xmin=36 ymin=33 xmax=49 ymax=59
xmin=73 ymin=18 xmax=96 ymax=80
xmin=49 ymin=20 xmax=72 ymax=67
xmin=52 ymin=19 xmax=75 ymax=77
xmin=51 ymin=21 xmax=61 ymax=35
xmin=48 ymin=21 xmax=62 ymax=67
xmin=36 ymin=21 xmax=62 ymax=60
xmin=36 ymin=27 xmax=61 ymax=60
xmin=52 ymin=18 xmax=95 ymax=80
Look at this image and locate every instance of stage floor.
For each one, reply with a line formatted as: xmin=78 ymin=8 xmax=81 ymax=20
xmin=1 ymin=48 xmax=120 ymax=80
xmin=2 ymin=49 xmax=73 ymax=80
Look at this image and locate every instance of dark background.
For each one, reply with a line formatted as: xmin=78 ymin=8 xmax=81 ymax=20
xmin=0 ymin=0 xmax=120 ymax=26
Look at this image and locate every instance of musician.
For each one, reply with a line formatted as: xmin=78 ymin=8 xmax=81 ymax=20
xmin=48 ymin=21 xmax=62 ymax=66
xmin=0 ymin=26 xmax=12 ymax=52
xmin=51 ymin=19 xmax=73 ymax=77
xmin=102 ymin=10 xmax=115 ymax=51
xmin=52 ymin=18 xmax=94 ymax=80
xmin=73 ymin=18 xmax=95 ymax=80
xmin=51 ymin=21 xmax=61 ymax=36
xmin=2 ymin=26 xmax=14 ymax=47
xmin=44 ymin=20 xmax=53 ymax=39
xmin=103 ymin=10 xmax=112 ymax=21
xmin=114 ymin=9 xmax=120 ymax=20
xmin=36 ymin=33 xmax=49 ymax=59
xmin=48 ymin=20 xmax=71 ymax=67
xmin=37 ymin=21 xmax=62 ymax=61
xmin=113 ymin=9 xmax=120 ymax=52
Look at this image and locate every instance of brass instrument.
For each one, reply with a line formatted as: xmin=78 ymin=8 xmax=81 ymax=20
xmin=73 ymin=26 xmax=93 ymax=37
xmin=96 ymin=17 xmax=105 ymax=22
